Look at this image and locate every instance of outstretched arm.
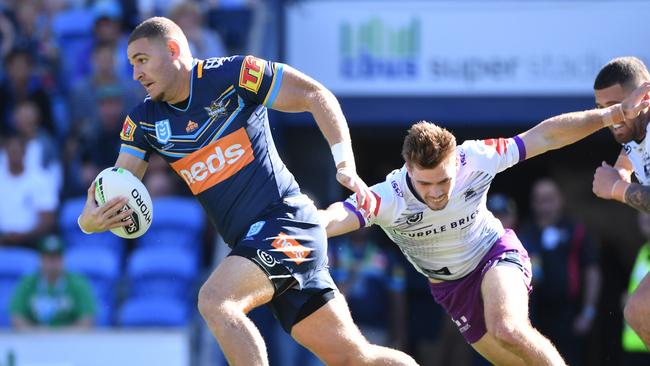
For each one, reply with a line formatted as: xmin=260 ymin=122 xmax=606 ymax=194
xmin=318 ymin=202 xmax=362 ymax=237
xmin=269 ymin=65 xmax=376 ymax=215
xmin=519 ymin=82 xmax=650 ymax=160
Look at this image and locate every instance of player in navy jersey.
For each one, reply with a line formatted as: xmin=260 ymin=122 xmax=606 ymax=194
xmin=320 ymin=84 xmax=650 ymax=365
xmin=77 ymin=17 xmax=417 ymax=366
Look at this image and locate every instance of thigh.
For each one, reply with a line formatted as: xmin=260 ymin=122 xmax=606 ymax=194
xmin=290 ymin=291 xmax=367 ymax=361
xmin=203 ymin=255 xmax=275 ymax=312
xmin=481 ymin=264 xmax=531 ymax=331
xmin=471 ymin=333 xmax=526 ymax=366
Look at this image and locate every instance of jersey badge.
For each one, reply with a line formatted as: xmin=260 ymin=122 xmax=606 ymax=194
xmin=239 ymin=55 xmax=265 ymax=93
xmin=185 ymin=120 xmax=199 ymax=133
xmin=155 ymin=119 xmax=172 ymax=144
xmin=120 ymin=116 xmax=136 ymax=142
xmin=464 ymin=189 xmax=477 ymax=201
xmin=204 ymin=98 xmax=228 ymax=123
xmin=406 ymin=212 xmax=423 ymax=224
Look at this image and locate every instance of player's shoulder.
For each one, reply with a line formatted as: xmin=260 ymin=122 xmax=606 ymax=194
xmin=201 ymin=55 xmax=241 ymax=75
xmin=373 ymin=167 xmax=407 ymax=202
xmin=459 ymin=138 xmax=513 ymax=159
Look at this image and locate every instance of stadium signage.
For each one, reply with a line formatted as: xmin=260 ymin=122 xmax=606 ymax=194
xmin=287 ymin=1 xmax=650 ymax=96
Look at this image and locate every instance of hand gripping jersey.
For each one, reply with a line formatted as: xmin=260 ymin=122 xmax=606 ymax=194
xmin=345 ymin=137 xmax=526 ymax=280
xmin=622 ymin=124 xmax=650 ymax=185
xmin=119 ymin=56 xmax=300 ymax=244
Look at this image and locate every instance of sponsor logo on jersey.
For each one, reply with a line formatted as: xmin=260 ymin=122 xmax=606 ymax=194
xmin=155 ymin=119 xmax=172 ymax=144
xmin=271 ymin=232 xmax=312 ymax=265
xmin=452 ymin=315 xmax=471 ymax=333
xmin=185 ymin=120 xmax=199 ymax=133
xmin=482 ymin=138 xmax=508 ymax=155
xmin=203 ymin=56 xmax=236 ymax=70
xmin=624 ymin=144 xmax=632 ymax=155
xmin=406 ymin=212 xmax=423 ymax=224
xmin=239 ymin=55 xmax=265 ymax=93
xmin=459 ymin=150 xmax=467 ymax=166
xmin=120 ymin=116 xmax=136 ymax=142
xmin=257 ymin=249 xmax=278 ymax=267
xmin=391 ymin=180 xmax=404 ymax=197
xmin=170 ymin=128 xmax=255 ymax=195
xmin=244 ymin=221 xmax=266 ymax=240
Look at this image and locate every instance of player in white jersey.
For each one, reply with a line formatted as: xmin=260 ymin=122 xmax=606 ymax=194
xmin=320 ymin=82 xmax=650 ymax=366
xmin=592 ymin=57 xmax=650 ymax=349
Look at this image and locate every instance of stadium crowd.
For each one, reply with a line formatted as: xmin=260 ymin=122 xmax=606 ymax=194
xmin=0 ymin=1 xmax=649 ymax=366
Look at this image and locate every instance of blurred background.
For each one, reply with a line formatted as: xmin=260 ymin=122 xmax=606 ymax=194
xmin=0 ymin=0 xmax=649 ymax=365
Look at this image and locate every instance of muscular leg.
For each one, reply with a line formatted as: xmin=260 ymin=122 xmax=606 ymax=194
xmin=471 ymin=332 xmax=525 ymax=366
xmin=197 ymin=256 xmax=275 ymax=366
xmin=481 ymin=265 xmax=566 ymax=366
xmin=291 ymin=291 xmax=418 ymax=366
xmin=625 ymin=273 xmax=650 ymax=348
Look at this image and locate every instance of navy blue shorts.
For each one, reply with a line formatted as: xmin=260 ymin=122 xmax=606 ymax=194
xmin=229 ymin=195 xmax=337 ymax=333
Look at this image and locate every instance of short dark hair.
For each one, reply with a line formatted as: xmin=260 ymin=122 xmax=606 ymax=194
xmin=402 ymin=121 xmax=456 ymax=168
xmin=127 ymin=16 xmax=183 ymax=45
xmin=594 ymin=56 xmax=650 ymax=90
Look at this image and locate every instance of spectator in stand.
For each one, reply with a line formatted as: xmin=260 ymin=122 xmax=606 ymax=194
xmin=10 ymin=235 xmax=96 ymax=329
xmin=518 ymin=178 xmax=602 ymax=366
xmin=0 ymin=48 xmax=55 ymax=136
xmin=64 ymin=83 xmax=128 ymax=199
xmin=328 ymin=229 xmax=408 ymax=348
xmin=0 ymin=134 xmax=57 ymax=248
xmin=12 ymin=99 xmax=62 ymax=192
xmin=11 ymin=0 xmax=59 ymax=77
xmin=69 ymin=41 xmax=140 ymax=138
xmin=621 ymin=212 xmax=650 ymax=365
xmin=487 ymin=193 xmax=519 ymax=230
xmin=169 ymin=2 xmax=227 ymax=60
xmin=91 ymin=0 xmax=131 ymax=82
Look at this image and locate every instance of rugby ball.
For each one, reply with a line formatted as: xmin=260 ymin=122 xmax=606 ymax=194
xmin=94 ymin=167 xmax=153 ymax=239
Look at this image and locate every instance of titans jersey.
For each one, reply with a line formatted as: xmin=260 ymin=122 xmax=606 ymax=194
xmin=119 ymin=56 xmax=300 ymax=244
xmin=622 ymin=124 xmax=650 ymax=185
xmin=345 ymin=137 xmax=526 ymax=280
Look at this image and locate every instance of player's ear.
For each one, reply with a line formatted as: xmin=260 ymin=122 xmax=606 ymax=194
xmin=167 ymin=39 xmax=181 ymax=59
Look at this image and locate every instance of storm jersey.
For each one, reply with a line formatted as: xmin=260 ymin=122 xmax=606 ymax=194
xmin=345 ymin=137 xmax=526 ymax=280
xmin=119 ymin=55 xmax=300 ymax=244
xmin=622 ymin=124 xmax=650 ymax=185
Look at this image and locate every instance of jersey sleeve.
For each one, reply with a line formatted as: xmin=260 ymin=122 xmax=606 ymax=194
xmin=228 ymin=55 xmax=284 ymax=108
xmin=461 ymin=136 xmax=526 ymax=175
xmin=118 ymin=108 xmax=152 ymax=162
xmin=343 ymin=179 xmax=399 ymax=228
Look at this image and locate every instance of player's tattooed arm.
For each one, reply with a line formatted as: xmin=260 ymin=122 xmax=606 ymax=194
xmin=625 ymin=184 xmax=650 ymax=213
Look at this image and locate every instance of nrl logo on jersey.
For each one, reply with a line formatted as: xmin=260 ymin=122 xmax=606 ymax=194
xmin=406 ymin=212 xmax=423 ymax=224
xmin=155 ymin=119 xmax=172 ymax=144
xmin=204 ymin=97 xmax=229 ymax=123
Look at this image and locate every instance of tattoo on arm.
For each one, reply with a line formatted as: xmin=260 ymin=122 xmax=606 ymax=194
xmin=625 ymin=184 xmax=650 ymax=213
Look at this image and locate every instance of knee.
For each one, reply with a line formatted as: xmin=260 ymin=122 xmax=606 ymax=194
xmin=319 ymin=345 xmax=367 ymax=366
xmin=487 ymin=319 xmax=528 ymax=348
xmin=624 ymin=294 xmax=648 ymax=329
xmin=197 ymin=282 xmax=235 ymax=320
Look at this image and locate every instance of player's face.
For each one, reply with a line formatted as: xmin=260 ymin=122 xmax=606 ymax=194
xmin=128 ymin=38 xmax=176 ymax=102
xmin=595 ymin=83 xmax=647 ymax=144
xmin=407 ymin=153 xmax=458 ymax=211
